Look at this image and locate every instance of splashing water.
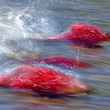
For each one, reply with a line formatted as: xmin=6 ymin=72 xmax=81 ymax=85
xmin=0 ymin=0 xmax=110 ymax=110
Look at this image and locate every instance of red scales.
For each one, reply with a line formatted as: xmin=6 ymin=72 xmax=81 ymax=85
xmin=48 ymin=23 xmax=110 ymax=48
xmin=1 ymin=23 xmax=106 ymax=96
xmin=0 ymin=65 xmax=90 ymax=96
xmin=38 ymin=55 xmax=91 ymax=69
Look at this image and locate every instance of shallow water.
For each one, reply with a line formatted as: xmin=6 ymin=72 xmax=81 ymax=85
xmin=0 ymin=0 xmax=110 ymax=110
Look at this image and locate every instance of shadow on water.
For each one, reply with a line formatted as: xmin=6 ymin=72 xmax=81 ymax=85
xmin=0 ymin=0 xmax=110 ymax=110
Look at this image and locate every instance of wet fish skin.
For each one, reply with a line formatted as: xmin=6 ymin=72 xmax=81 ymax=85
xmin=48 ymin=23 xmax=110 ymax=47
xmin=0 ymin=65 xmax=90 ymax=96
xmin=38 ymin=55 xmax=91 ymax=69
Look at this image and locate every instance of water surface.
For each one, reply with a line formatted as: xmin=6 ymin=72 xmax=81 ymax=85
xmin=0 ymin=0 xmax=110 ymax=110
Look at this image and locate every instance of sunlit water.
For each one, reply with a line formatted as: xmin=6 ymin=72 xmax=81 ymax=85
xmin=0 ymin=0 xmax=110 ymax=110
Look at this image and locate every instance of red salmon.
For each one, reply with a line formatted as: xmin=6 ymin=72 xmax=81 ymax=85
xmin=0 ymin=65 xmax=90 ymax=96
xmin=48 ymin=23 xmax=110 ymax=47
xmin=38 ymin=55 xmax=91 ymax=69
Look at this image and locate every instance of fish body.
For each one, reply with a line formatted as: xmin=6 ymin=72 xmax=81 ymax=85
xmin=38 ymin=55 xmax=91 ymax=69
xmin=48 ymin=23 xmax=110 ymax=47
xmin=0 ymin=65 xmax=90 ymax=96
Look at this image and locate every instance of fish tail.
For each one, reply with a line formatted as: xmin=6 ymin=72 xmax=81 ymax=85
xmin=47 ymin=33 xmax=71 ymax=41
xmin=47 ymin=35 xmax=66 ymax=41
xmin=76 ymin=61 xmax=91 ymax=69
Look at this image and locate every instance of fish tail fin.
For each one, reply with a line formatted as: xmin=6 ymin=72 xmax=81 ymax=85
xmin=47 ymin=35 xmax=66 ymax=41
xmin=47 ymin=33 xmax=71 ymax=42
